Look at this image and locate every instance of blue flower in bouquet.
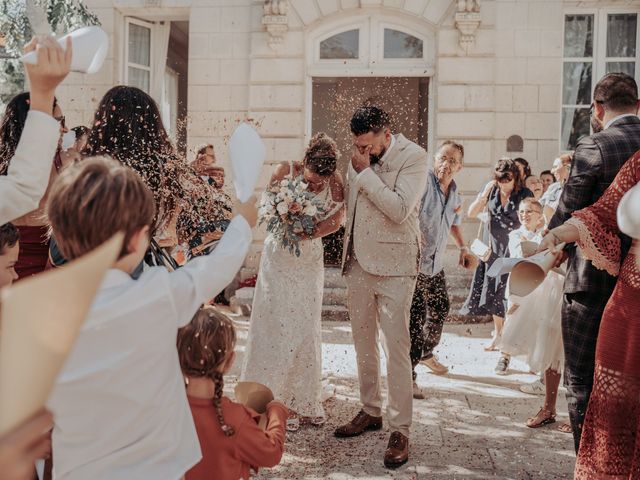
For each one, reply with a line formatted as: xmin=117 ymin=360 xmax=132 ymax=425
xmin=259 ymin=176 xmax=325 ymax=256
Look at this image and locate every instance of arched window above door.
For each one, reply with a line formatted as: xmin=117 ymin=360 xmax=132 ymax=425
xmin=311 ymin=15 xmax=434 ymax=75
xmin=320 ymin=29 xmax=359 ymax=59
xmin=383 ymin=29 xmax=423 ymax=59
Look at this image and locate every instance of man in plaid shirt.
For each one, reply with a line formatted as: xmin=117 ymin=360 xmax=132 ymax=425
xmin=548 ymin=72 xmax=640 ymax=452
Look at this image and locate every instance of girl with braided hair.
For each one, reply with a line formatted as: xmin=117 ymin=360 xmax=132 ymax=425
xmin=178 ymin=307 xmax=288 ymax=480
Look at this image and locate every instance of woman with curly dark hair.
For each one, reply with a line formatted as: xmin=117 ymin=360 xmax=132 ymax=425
xmin=462 ymin=157 xmax=534 ymax=360
xmin=82 ymin=86 xmax=230 ymax=250
xmin=241 ymin=133 xmax=345 ymax=431
xmin=0 ymin=92 xmax=67 ymax=278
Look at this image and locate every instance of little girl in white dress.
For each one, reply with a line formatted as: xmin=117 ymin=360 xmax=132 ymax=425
xmin=498 ymin=198 xmax=566 ymax=429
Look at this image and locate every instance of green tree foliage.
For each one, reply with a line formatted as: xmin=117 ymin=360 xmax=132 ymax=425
xmin=0 ymin=0 xmax=100 ymax=107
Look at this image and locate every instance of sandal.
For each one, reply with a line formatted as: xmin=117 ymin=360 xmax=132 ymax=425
xmin=484 ymin=332 xmax=501 ymax=351
xmin=557 ymin=422 xmax=572 ymax=434
xmin=308 ymin=416 xmax=326 ymax=427
xmin=286 ymin=416 xmax=300 ymax=432
xmin=525 ymin=408 xmax=556 ymax=428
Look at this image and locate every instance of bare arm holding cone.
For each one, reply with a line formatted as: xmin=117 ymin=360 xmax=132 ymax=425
xmin=538 ymin=225 xmax=580 ymax=256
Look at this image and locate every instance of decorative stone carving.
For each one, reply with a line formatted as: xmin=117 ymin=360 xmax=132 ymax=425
xmin=263 ymin=0 xmax=289 ymax=48
xmin=455 ymin=0 xmax=481 ymax=51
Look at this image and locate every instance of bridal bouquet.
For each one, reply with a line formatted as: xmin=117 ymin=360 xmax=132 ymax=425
xmin=258 ymin=177 xmax=324 ymax=256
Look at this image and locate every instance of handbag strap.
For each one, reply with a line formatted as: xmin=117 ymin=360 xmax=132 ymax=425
xmin=476 ymin=184 xmax=498 ymax=240
xmin=476 ymin=217 xmax=484 ymax=240
xmin=149 ymin=238 xmax=179 ymax=272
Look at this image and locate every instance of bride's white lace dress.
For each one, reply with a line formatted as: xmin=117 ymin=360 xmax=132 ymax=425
xmin=240 ymin=178 xmax=342 ymax=419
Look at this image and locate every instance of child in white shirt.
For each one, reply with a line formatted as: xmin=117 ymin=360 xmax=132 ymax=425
xmin=46 ymin=156 xmax=257 ymax=480
xmin=496 ymin=198 xmax=545 ymax=375
xmin=507 ymin=198 xmax=545 ymax=258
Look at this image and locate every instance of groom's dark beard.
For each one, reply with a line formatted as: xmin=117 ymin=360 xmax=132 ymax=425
xmin=369 ymin=146 xmax=387 ymax=165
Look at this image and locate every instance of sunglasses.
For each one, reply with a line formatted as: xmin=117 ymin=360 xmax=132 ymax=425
xmin=497 ymin=175 xmax=514 ymax=183
xmin=54 ymin=115 xmax=66 ymax=128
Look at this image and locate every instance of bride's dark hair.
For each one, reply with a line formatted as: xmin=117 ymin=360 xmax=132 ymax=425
xmin=304 ymin=132 xmax=339 ymax=176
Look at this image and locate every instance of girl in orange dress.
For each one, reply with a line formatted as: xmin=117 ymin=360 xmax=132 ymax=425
xmin=177 ymin=307 xmax=288 ymax=480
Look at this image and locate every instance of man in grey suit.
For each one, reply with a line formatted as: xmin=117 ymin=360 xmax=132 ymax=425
xmin=334 ymin=106 xmax=428 ymax=469
xmin=541 ymin=72 xmax=640 ymax=451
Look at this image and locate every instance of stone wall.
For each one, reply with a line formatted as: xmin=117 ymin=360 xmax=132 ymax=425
xmin=60 ymin=0 xmax=631 ymax=274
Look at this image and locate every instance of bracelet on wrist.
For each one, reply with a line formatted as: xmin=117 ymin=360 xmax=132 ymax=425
xmin=550 ymin=230 xmax=562 ymax=244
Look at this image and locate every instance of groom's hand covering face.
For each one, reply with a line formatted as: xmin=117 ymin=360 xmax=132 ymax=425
xmin=351 ymin=144 xmax=372 ymax=173
xmin=352 ymin=130 xmax=389 ymax=173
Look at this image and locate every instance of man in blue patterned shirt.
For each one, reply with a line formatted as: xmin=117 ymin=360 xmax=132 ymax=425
xmin=411 ymin=140 xmax=469 ymax=399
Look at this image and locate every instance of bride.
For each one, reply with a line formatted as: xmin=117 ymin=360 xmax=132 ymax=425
xmin=240 ymin=133 xmax=345 ymax=430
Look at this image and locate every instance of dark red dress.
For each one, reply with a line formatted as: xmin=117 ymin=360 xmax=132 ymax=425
xmin=569 ymin=152 xmax=640 ymax=479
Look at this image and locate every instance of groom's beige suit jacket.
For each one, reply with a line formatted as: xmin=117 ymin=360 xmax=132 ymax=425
xmin=341 ymin=134 xmax=428 ymax=276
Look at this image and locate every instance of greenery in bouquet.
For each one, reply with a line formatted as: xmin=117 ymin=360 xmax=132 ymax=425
xmin=259 ymin=176 xmax=325 ymax=257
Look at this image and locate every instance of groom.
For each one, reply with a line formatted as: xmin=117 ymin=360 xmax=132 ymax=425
xmin=335 ymin=106 xmax=428 ymax=468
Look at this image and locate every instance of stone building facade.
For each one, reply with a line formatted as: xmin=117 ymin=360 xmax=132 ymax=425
xmin=58 ymin=0 xmax=639 ymax=285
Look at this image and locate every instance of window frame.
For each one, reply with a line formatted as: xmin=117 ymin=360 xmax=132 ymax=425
xmin=318 ymin=28 xmax=363 ymax=62
xmin=314 ymin=19 xmax=369 ymax=67
xmin=560 ymin=7 xmax=640 ymax=151
xmin=309 ymin=14 xmax=434 ymax=77
xmin=596 ymin=10 xmax=639 ymax=81
xmin=376 ymin=22 xmax=428 ymax=64
xmin=124 ymin=17 xmax=154 ymax=94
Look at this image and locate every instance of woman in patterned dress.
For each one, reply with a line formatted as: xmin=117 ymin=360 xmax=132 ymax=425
xmin=540 ymin=151 xmax=640 ymax=479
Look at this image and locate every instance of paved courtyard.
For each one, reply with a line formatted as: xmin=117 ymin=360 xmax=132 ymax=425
xmin=226 ymin=316 xmax=575 ymax=479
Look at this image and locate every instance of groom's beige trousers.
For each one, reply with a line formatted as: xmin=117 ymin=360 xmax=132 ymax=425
xmin=344 ymin=257 xmax=416 ymax=438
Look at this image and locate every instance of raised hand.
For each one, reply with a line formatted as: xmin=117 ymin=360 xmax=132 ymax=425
xmin=351 ymin=145 xmax=371 ymax=173
xmin=480 ymin=180 xmax=497 ymax=199
xmin=233 ymin=195 xmax=258 ymax=228
xmin=24 ymin=35 xmax=72 ymax=115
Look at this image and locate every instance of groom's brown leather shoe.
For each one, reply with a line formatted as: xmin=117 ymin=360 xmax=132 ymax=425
xmin=383 ymin=431 xmax=409 ymax=469
xmin=334 ymin=410 xmax=382 ymax=438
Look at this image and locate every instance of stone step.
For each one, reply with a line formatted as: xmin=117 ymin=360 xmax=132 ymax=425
xmin=230 ymin=287 xmax=487 ymax=324
xmin=322 ymin=304 xmax=349 ymax=322
xmin=324 ymin=267 xmax=346 ymax=288
xmin=323 ymin=287 xmax=347 ymax=306
xmin=233 ymin=286 xmax=470 ymax=309
xmin=239 ymin=267 xmax=256 ymax=283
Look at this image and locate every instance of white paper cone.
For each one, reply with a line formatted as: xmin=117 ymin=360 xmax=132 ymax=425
xmin=21 ymin=26 xmax=109 ymax=74
xmin=618 ymin=183 xmax=640 ymax=239
xmin=228 ymin=123 xmax=266 ymax=203
xmin=520 ymin=240 xmax=538 ymax=258
xmin=508 ymin=246 xmax=563 ymax=297
xmin=61 ymin=130 xmax=76 ymax=150
xmin=234 ymin=381 xmax=274 ymax=414
xmin=0 ymin=233 xmax=123 ymax=435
